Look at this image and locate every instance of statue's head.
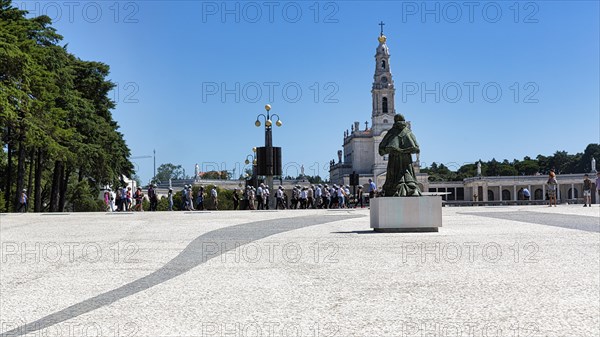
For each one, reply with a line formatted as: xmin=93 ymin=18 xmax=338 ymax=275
xmin=394 ymin=114 xmax=405 ymax=122
xmin=394 ymin=114 xmax=407 ymax=129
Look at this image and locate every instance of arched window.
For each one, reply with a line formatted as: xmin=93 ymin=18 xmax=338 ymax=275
xmin=381 ymin=60 xmax=386 ymax=69
xmin=568 ymin=188 xmax=578 ymax=199
xmin=383 ymin=119 xmax=388 ymax=124
xmin=487 ymin=190 xmax=494 ymax=201
xmin=534 ymin=189 xmax=543 ymax=200
xmin=502 ymin=189 xmax=511 ymax=201
xmin=382 ymin=97 xmax=388 ymax=113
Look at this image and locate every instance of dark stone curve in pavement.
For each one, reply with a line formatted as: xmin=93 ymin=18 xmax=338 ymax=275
xmin=2 ymin=214 xmax=365 ymax=337
xmin=463 ymin=211 xmax=599 ymax=233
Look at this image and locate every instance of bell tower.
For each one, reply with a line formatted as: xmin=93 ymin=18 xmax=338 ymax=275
xmin=371 ymin=22 xmax=396 ymax=136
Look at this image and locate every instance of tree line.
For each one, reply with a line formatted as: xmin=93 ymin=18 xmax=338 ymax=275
xmin=0 ymin=0 xmax=133 ymax=212
xmin=423 ymin=144 xmax=600 ymax=182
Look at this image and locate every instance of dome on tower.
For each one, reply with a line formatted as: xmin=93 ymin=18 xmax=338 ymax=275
xmin=377 ymin=34 xmax=389 ymax=55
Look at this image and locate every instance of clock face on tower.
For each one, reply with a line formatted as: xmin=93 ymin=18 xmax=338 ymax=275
xmin=381 ymin=76 xmax=388 ymax=84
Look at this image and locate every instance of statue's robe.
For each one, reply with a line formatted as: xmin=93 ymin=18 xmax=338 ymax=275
xmin=379 ymin=123 xmax=422 ymax=197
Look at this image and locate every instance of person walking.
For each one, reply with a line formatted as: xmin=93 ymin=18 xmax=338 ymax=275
xmin=344 ymin=185 xmax=351 ymax=208
xmin=337 ymin=185 xmax=345 ymax=208
xmin=108 ymin=188 xmax=115 ymax=212
xmin=248 ymin=187 xmax=256 ymax=210
xmin=546 ymin=171 xmax=558 ymax=207
xmin=322 ymin=184 xmax=330 ymax=209
xmin=125 ymin=187 xmax=132 ymax=211
xmin=115 ymin=188 xmax=122 ymax=211
xmin=181 ymin=185 xmax=188 ymax=210
xmin=211 ymin=187 xmax=218 ymax=210
xmin=522 ymin=187 xmax=531 ymax=201
xmin=276 ymin=186 xmax=285 ymax=209
xmin=368 ymin=179 xmax=377 ymax=200
xmin=17 ymin=189 xmax=27 ymax=213
xmin=307 ymin=185 xmax=315 ymax=209
xmin=331 ymin=184 xmax=339 ymax=208
xmin=291 ymin=186 xmax=299 ymax=209
xmin=103 ymin=190 xmax=111 ymax=212
xmin=264 ymin=185 xmax=270 ymax=210
xmin=187 ymin=186 xmax=195 ymax=211
xmin=299 ymin=187 xmax=308 ymax=209
xmin=256 ymin=184 xmax=264 ymax=210
xmin=354 ymin=185 xmax=364 ymax=208
xmin=134 ymin=187 xmax=144 ymax=211
xmin=196 ymin=187 xmax=205 ymax=210
xmin=168 ymin=188 xmax=174 ymax=211
xmin=314 ymin=184 xmax=322 ymax=208
xmin=232 ymin=188 xmax=240 ymax=210
xmin=148 ymin=184 xmax=158 ymax=211
xmin=120 ymin=186 xmax=128 ymax=211
xmin=583 ymin=174 xmax=592 ymax=207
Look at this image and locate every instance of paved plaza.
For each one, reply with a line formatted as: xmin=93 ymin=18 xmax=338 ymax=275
xmin=1 ymin=206 xmax=598 ymax=336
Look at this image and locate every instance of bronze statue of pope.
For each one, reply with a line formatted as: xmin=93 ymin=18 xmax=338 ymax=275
xmin=378 ymin=114 xmax=422 ymax=197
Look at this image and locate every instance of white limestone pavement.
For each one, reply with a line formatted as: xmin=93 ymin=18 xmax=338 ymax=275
xmin=0 ymin=205 xmax=598 ymax=336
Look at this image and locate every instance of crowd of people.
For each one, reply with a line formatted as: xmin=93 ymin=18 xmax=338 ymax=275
xmin=232 ymin=179 xmax=378 ymax=210
xmin=102 ymin=184 xmax=160 ymax=212
xmin=95 ymin=174 xmax=600 ymax=212
xmin=177 ymin=184 xmax=219 ymax=211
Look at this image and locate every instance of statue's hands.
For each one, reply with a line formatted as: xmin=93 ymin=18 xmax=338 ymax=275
xmin=400 ymin=147 xmax=418 ymax=154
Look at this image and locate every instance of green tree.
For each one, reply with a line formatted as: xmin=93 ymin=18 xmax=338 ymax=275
xmin=1 ymin=0 xmax=133 ymax=212
xmin=200 ymin=170 xmax=230 ymax=180
xmin=579 ymin=144 xmax=600 ymax=172
xmin=515 ymin=159 xmax=539 ymax=175
xmin=155 ymin=163 xmax=184 ymax=183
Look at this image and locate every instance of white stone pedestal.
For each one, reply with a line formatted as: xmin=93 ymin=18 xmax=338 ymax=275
xmin=370 ymin=196 xmax=442 ymax=232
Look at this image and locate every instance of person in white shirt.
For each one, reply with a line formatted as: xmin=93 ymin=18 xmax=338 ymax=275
xmin=315 ymin=184 xmax=322 ymax=208
xmin=256 ymin=184 xmax=264 ymax=210
xmin=344 ymin=185 xmax=351 ymax=208
xmin=211 ymin=187 xmax=218 ymax=210
xmin=264 ymin=185 xmax=270 ymax=210
xmin=299 ymin=187 xmax=308 ymax=209
xmin=331 ymin=184 xmax=339 ymax=208
xmin=337 ymin=185 xmax=345 ymax=208
xmin=276 ymin=186 xmax=285 ymax=209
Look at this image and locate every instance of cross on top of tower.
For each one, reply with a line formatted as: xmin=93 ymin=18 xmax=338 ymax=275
xmin=379 ymin=21 xmax=385 ymax=36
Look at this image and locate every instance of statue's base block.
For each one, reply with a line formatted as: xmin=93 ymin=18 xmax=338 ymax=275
xmin=370 ymin=196 xmax=442 ymax=232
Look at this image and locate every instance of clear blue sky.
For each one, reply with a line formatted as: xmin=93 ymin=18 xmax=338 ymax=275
xmin=21 ymin=0 xmax=600 ymax=183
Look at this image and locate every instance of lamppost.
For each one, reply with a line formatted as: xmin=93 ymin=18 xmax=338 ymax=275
xmin=254 ymin=104 xmax=283 ymax=209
